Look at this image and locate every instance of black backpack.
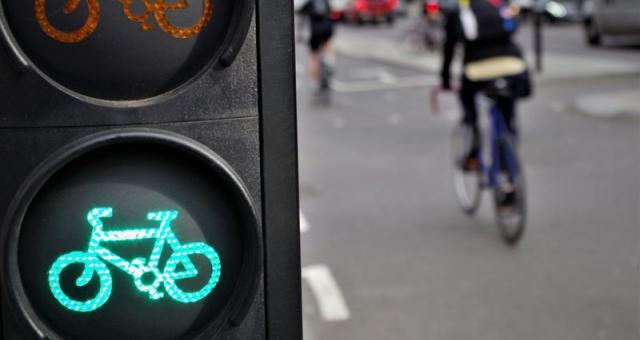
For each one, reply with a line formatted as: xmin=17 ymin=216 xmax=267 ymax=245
xmin=461 ymin=0 xmax=517 ymax=42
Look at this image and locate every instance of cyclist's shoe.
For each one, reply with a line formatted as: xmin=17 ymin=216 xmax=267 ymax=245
xmin=456 ymin=123 xmax=481 ymax=171
xmin=324 ymin=63 xmax=335 ymax=77
xmin=497 ymin=191 xmax=516 ymax=208
xmin=319 ymin=78 xmax=330 ymax=91
xmin=496 ymin=173 xmax=516 ymax=208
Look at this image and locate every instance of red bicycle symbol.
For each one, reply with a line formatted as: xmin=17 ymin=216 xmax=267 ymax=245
xmin=35 ymin=0 xmax=213 ymax=43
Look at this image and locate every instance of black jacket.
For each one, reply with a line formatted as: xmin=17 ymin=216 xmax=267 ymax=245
xmin=440 ymin=0 xmax=523 ymax=88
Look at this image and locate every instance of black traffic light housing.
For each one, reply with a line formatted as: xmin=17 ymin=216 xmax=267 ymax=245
xmin=0 ymin=0 xmax=300 ymax=338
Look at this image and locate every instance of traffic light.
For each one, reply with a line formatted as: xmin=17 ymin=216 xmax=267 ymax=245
xmin=0 ymin=0 xmax=300 ymax=339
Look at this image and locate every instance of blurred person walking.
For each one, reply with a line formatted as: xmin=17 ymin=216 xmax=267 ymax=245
xmin=300 ymin=0 xmax=336 ymax=91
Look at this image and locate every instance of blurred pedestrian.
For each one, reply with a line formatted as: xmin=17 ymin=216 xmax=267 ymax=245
xmin=300 ymin=0 xmax=336 ymax=91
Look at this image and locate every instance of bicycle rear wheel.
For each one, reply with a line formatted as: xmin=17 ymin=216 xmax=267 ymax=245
xmin=493 ymin=137 xmax=526 ymax=245
xmin=451 ymin=126 xmax=482 ymax=215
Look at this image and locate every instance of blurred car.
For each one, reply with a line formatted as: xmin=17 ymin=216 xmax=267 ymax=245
xmin=329 ymin=0 xmax=351 ymax=21
xmin=422 ymin=0 xmax=577 ymax=22
xmin=422 ymin=0 xmax=457 ymax=15
xmin=343 ymin=0 xmax=400 ymax=24
xmin=582 ymin=0 xmax=640 ymax=45
xmin=542 ymin=0 xmax=579 ymax=22
xmin=395 ymin=0 xmax=410 ymax=18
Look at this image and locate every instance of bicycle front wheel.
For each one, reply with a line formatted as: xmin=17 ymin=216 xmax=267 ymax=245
xmin=163 ymin=242 xmax=221 ymax=303
xmin=451 ymin=126 xmax=482 ymax=215
xmin=493 ymin=137 xmax=526 ymax=245
xmin=35 ymin=0 xmax=101 ymax=43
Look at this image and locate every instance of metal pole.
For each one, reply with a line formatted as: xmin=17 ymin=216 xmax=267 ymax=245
xmin=533 ymin=0 xmax=543 ymax=72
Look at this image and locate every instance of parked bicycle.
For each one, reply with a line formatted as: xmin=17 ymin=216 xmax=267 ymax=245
xmin=432 ymin=80 xmax=527 ymax=245
xmin=396 ymin=4 xmax=444 ymax=53
xmin=35 ymin=0 xmax=213 ymax=43
xmin=48 ymin=207 xmax=221 ymax=312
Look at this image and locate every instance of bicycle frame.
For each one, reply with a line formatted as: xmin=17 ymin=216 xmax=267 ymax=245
xmin=79 ymin=207 xmax=197 ymax=299
xmin=48 ymin=206 xmax=221 ymax=312
xmin=480 ymin=102 xmax=520 ymax=189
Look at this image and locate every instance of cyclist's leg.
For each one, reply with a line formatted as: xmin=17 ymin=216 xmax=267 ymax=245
xmin=458 ymin=76 xmax=483 ymax=167
xmin=459 ymin=75 xmax=486 ymax=132
xmin=494 ymin=96 xmax=519 ymax=207
xmin=496 ymin=96 xmax=517 ymax=137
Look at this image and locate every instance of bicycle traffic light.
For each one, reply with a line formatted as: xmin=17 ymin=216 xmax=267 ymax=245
xmin=0 ymin=0 xmax=300 ymax=339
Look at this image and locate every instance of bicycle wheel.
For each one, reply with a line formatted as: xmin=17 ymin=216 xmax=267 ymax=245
xmin=396 ymin=26 xmax=426 ymax=53
xmin=493 ymin=137 xmax=526 ymax=245
xmin=451 ymin=126 xmax=482 ymax=215
xmin=48 ymin=251 xmax=112 ymax=312
xmin=35 ymin=0 xmax=101 ymax=43
xmin=163 ymin=242 xmax=221 ymax=303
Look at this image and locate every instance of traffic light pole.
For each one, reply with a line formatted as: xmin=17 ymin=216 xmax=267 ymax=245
xmin=256 ymin=0 xmax=302 ymax=338
xmin=533 ymin=0 xmax=544 ymax=72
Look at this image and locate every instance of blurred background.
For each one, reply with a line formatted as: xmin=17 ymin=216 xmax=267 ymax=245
xmin=293 ymin=0 xmax=639 ymax=339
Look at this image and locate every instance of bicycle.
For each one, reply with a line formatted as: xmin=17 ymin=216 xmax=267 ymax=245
xmin=396 ymin=15 xmax=443 ymax=53
xmin=35 ymin=0 xmax=213 ymax=43
xmin=48 ymin=207 xmax=221 ymax=312
xmin=432 ymin=80 xmax=527 ymax=245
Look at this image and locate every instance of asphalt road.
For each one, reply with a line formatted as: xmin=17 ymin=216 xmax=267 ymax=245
xmin=297 ymin=20 xmax=639 ymax=340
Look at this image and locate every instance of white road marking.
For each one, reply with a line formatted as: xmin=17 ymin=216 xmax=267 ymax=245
xmin=300 ymin=211 xmax=310 ymax=233
xmin=301 ymin=264 xmax=351 ymax=322
xmin=332 ymin=75 xmax=437 ymax=93
xmin=378 ymin=70 xmax=398 ymax=84
xmin=348 ymin=66 xmax=389 ymax=79
xmin=347 ymin=67 xmax=398 ymax=84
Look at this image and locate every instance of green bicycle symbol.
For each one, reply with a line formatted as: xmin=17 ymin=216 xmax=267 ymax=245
xmin=48 ymin=207 xmax=221 ymax=312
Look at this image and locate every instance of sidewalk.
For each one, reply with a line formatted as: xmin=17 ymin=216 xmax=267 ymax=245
xmin=574 ymin=90 xmax=640 ymax=119
xmin=333 ymin=30 xmax=640 ymax=83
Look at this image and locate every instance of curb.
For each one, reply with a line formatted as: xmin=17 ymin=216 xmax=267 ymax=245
xmin=573 ymin=90 xmax=640 ymax=119
xmin=334 ymin=38 xmax=640 ymax=83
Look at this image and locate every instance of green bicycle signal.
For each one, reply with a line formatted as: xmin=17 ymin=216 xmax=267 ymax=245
xmin=48 ymin=207 xmax=222 ymax=312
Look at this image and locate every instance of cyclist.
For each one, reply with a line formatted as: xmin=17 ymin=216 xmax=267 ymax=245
xmin=300 ymin=0 xmax=336 ymax=90
xmin=440 ymin=0 xmax=529 ymax=171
